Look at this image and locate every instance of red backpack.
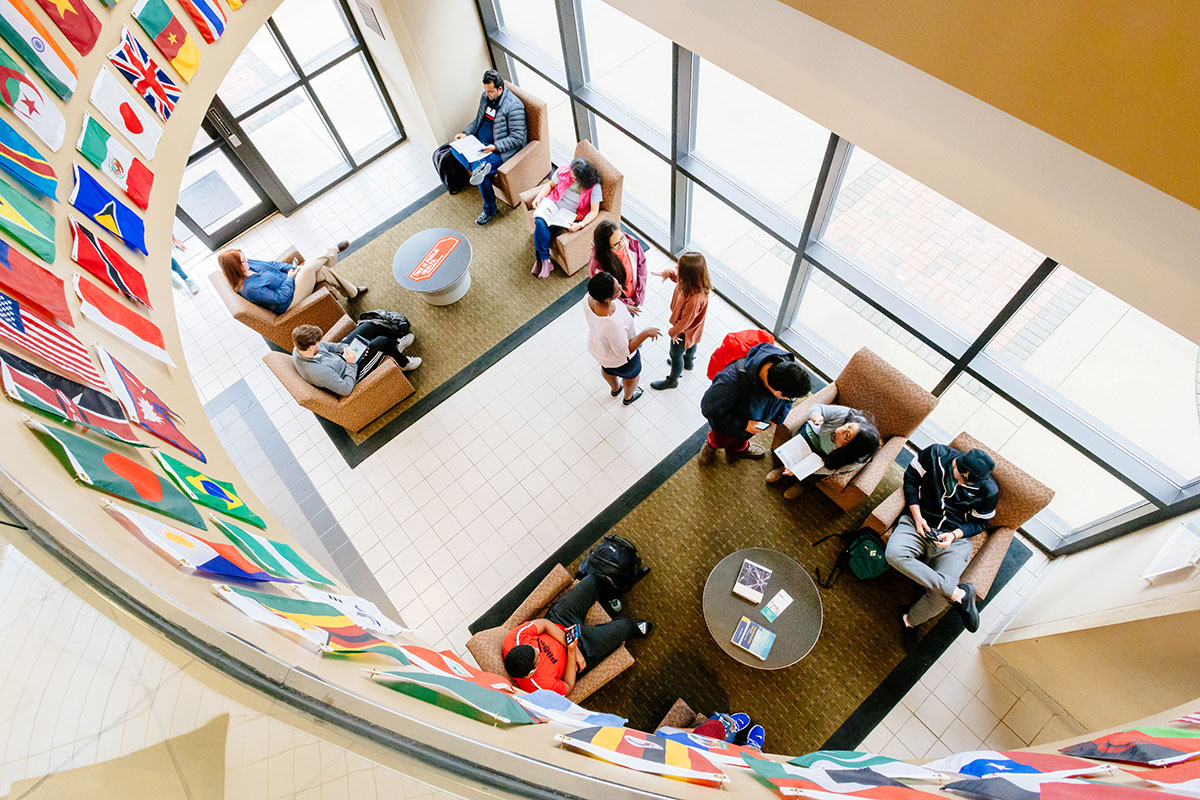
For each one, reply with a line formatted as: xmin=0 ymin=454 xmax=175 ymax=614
xmin=706 ymin=329 xmax=776 ymax=380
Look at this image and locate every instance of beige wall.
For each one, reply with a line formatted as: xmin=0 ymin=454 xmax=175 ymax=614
xmin=605 ymin=0 xmax=1200 ymax=347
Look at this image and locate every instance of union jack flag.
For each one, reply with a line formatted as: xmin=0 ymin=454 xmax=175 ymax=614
xmin=107 ymin=27 xmax=180 ymax=122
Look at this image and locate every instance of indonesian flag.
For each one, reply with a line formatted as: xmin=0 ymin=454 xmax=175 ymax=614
xmin=75 ymin=275 xmax=174 ymax=367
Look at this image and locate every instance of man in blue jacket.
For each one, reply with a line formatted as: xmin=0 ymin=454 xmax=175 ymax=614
xmin=454 ymin=70 xmax=527 ymax=226
xmin=699 ymin=343 xmax=812 ymax=465
xmin=886 ymin=443 xmax=1000 ymax=649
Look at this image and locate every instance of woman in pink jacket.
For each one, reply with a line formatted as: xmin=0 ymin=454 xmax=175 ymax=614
xmin=527 ymin=158 xmax=603 ymax=278
xmin=587 ymin=220 xmax=648 ymax=314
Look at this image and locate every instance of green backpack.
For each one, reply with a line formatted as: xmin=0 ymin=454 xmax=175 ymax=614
xmin=815 ymin=528 xmax=889 ymax=588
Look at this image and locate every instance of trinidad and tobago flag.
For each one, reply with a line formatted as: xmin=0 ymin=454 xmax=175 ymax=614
xmin=556 ymin=726 xmax=727 ymax=787
xmin=1060 ymin=726 xmax=1200 ymax=766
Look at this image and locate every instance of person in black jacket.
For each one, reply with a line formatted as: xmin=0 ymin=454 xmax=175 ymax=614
xmin=885 ymin=443 xmax=999 ymax=650
xmin=698 ymin=343 xmax=812 ymax=465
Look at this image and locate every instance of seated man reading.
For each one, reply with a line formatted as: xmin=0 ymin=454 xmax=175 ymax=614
xmin=291 ymin=321 xmax=420 ymax=397
xmin=501 ymin=574 xmax=653 ymax=696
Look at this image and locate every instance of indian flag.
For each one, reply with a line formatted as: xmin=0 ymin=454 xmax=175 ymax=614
xmin=76 ymin=114 xmax=153 ymax=211
xmin=210 ymin=516 xmax=336 ymax=586
xmin=0 ymin=0 xmax=77 ymax=99
xmin=131 ymin=0 xmax=200 ymax=82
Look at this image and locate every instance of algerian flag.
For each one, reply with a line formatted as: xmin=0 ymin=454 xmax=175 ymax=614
xmin=0 ymin=48 xmax=65 ymax=150
xmin=790 ymin=750 xmax=936 ymax=780
xmin=76 ymin=114 xmax=153 ymax=211
xmin=210 ymin=516 xmax=336 ymax=586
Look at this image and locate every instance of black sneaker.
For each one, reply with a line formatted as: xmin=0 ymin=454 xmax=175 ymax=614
xmin=957 ymin=582 xmax=980 ymax=632
xmin=902 ymin=624 xmax=921 ymax=653
xmin=635 ymin=620 xmax=654 ymax=637
xmin=475 ymin=210 xmax=497 ymax=225
xmin=622 ymin=387 xmax=644 ymax=405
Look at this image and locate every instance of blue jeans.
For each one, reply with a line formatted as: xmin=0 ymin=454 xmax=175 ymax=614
xmin=666 ymin=337 xmax=697 ymax=380
xmin=534 ymin=218 xmax=567 ymax=261
xmin=455 ymin=150 xmax=504 ymax=215
xmin=171 ymin=257 xmax=189 ymax=280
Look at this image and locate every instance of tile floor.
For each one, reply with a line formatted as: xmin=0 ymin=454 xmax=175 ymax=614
xmin=169 ymin=139 xmax=1081 ymax=760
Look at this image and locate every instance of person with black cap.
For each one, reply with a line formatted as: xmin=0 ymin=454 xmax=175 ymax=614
xmin=885 ymin=443 xmax=999 ymax=651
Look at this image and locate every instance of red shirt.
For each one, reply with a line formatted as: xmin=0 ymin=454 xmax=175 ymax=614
xmin=502 ymin=621 xmax=568 ymax=695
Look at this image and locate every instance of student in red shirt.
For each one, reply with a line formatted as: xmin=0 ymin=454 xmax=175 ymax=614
xmin=502 ymin=574 xmax=654 ymax=696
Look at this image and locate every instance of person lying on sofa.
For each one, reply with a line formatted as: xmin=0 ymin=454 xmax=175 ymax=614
xmin=291 ymin=322 xmax=420 ymax=397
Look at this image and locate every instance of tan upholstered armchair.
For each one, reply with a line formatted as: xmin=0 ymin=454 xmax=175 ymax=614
xmin=465 ymin=564 xmax=634 ymax=703
xmin=866 ymin=431 xmax=1054 ymax=602
xmin=262 ymin=315 xmax=413 ymax=434
xmin=519 ymin=139 xmax=624 ymax=276
xmin=210 ymin=246 xmax=345 ymax=352
xmin=783 ymin=347 xmax=938 ymax=511
xmin=491 ymin=83 xmax=551 ymax=208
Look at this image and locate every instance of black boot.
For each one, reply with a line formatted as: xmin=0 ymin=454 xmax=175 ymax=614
xmin=651 ymin=377 xmax=679 ymax=390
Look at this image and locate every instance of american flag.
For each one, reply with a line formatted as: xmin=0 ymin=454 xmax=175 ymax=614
xmin=1174 ymin=712 xmax=1200 ymax=726
xmin=0 ymin=290 xmax=106 ymax=390
xmin=108 ymin=27 xmax=180 ymax=122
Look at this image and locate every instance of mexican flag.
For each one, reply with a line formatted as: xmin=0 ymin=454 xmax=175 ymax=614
xmin=131 ymin=0 xmax=199 ymax=82
xmin=154 ymin=450 xmax=265 ymax=528
xmin=76 ymin=114 xmax=153 ymax=210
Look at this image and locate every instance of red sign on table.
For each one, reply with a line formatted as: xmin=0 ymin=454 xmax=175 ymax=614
xmin=409 ymin=236 xmax=460 ymax=281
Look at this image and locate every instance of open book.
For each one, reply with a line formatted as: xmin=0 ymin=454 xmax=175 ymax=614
xmin=450 ymin=134 xmax=488 ymax=163
xmin=532 ymin=198 xmax=578 ymax=228
xmin=773 ymin=436 xmax=826 ymax=480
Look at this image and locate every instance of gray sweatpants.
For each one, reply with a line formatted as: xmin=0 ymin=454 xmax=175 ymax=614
xmin=885 ymin=514 xmax=972 ymax=626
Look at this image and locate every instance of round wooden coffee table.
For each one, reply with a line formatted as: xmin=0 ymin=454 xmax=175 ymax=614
xmin=702 ymin=547 xmax=822 ymax=670
xmin=392 ymin=227 xmax=472 ymax=305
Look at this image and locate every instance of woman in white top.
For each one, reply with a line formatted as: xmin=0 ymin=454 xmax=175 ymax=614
xmin=583 ymin=272 xmax=660 ymax=405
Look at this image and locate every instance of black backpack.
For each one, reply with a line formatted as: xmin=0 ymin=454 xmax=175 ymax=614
xmin=432 ymin=143 xmax=469 ymax=194
xmin=576 ymin=535 xmax=649 ymax=599
xmin=813 ymin=528 xmax=889 ymax=588
xmin=357 ymin=309 xmax=410 ymax=338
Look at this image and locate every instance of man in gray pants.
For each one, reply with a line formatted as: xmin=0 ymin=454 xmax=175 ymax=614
xmin=885 ymin=444 xmax=999 ymax=651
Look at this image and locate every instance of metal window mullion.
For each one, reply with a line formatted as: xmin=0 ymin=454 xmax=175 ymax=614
xmin=337 ymin=0 xmax=406 ymax=142
xmin=477 ymin=0 xmax=501 ymax=35
xmin=669 ymin=43 xmax=696 ymax=254
xmin=555 ymin=0 xmax=592 ymax=143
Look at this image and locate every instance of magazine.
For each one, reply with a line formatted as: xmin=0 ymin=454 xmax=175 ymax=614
xmin=731 ymin=616 xmax=776 ymax=660
xmin=761 ymin=589 xmax=793 ymax=623
xmin=733 ymin=559 xmax=772 ymax=604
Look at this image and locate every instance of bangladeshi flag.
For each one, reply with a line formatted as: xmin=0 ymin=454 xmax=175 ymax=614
xmin=1060 ymin=726 xmax=1200 ymax=766
xmin=0 ymin=237 xmax=69 ymax=323
xmin=69 ymin=217 xmax=151 ymax=308
xmin=31 ymin=0 xmax=101 ymax=55
xmin=131 ymin=0 xmax=199 ymax=82
xmin=25 ymin=417 xmax=203 ymax=527
xmin=154 ymin=449 xmax=265 ymax=528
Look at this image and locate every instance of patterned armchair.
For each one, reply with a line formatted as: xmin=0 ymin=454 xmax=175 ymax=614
xmin=490 ymin=83 xmax=551 ymax=208
xmin=866 ymin=431 xmax=1054 ymax=602
xmin=465 ymin=564 xmax=634 ymax=703
xmin=782 ymin=348 xmax=938 ymax=511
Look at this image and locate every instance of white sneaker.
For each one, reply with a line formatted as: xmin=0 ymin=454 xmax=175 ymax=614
xmin=469 ymin=161 xmax=492 ymax=186
xmin=184 ymin=277 xmax=200 ymax=295
xmin=396 ymin=333 xmax=415 ymax=351
xmin=401 ymin=356 xmax=421 ymax=371
xmin=171 ymin=273 xmax=184 ymax=290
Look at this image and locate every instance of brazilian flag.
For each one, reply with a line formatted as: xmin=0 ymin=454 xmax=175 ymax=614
xmin=154 ymin=450 xmax=265 ymax=528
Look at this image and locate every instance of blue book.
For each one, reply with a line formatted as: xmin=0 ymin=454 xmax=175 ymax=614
xmin=731 ymin=616 xmax=776 ymax=660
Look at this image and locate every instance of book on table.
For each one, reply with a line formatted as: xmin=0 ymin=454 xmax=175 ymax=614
xmin=761 ymin=589 xmax=793 ymax=623
xmin=773 ymin=435 xmax=826 ymax=480
xmin=731 ymin=616 xmax=776 ymax=660
xmin=732 ymin=558 xmax=772 ymax=604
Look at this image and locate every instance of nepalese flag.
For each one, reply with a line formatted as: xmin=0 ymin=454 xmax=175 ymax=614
xmin=0 ymin=290 xmax=105 ymax=389
xmin=90 ymin=69 xmax=162 ymax=160
xmin=76 ymin=276 xmax=174 ymax=367
xmin=211 ymin=517 xmax=336 ymax=585
xmin=104 ymin=503 xmax=284 ymax=580
xmin=131 ymin=0 xmax=199 ymax=82
xmin=0 ymin=237 xmax=69 ymax=323
xmin=154 ymin=450 xmax=264 ymax=527
xmin=77 ymin=114 xmax=153 ymax=210
xmin=741 ymin=754 xmax=944 ymax=798
xmin=70 ymin=163 xmax=147 ymax=256
xmin=0 ymin=348 xmax=142 ymax=445
xmin=26 ymin=418 xmax=203 ymax=527
xmin=557 ymin=727 xmax=728 ymax=787
xmin=396 ymin=644 xmax=515 ymax=693
xmin=1060 ymin=726 xmax=1200 ymax=767
xmin=95 ymin=345 xmax=203 ymax=460
xmin=0 ymin=174 xmax=54 ymax=261
xmin=108 ymin=26 xmax=181 ymax=122
xmin=0 ymin=47 xmax=65 ymax=151
xmin=31 ymin=0 xmax=100 ymax=55
xmin=1130 ymin=757 xmax=1200 ymax=795
xmin=943 ymin=775 xmax=1197 ymax=800
xmin=791 ymin=751 xmax=937 ymax=780
xmin=655 ymin=727 xmax=760 ymax=770
xmin=0 ymin=0 xmax=77 ymax=99
xmin=925 ymin=750 xmax=1108 ymax=780
xmin=515 ymin=689 xmax=628 ymax=729
xmin=176 ymin=0 xmax=225 ymax=43
xmin=69 ymin=218 xmax=150 ymax=308
xmin=294 ymin=585 xmax=412 ymax=634
xmin=0 ymin=116 xmax=55 ymax=198
xmin=369 ymin=668 xmax=537 ymax=726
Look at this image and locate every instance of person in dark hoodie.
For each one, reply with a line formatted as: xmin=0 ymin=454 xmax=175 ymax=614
xmin=698 ymin=342 xmax=812 ymax=465
xmin=886 ymin=443 xmax=999 ymax=651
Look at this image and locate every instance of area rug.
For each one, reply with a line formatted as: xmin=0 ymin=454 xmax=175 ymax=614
xmin=318 ymin=187 xmax=588 ymax=465
xmin=473 ymin=429 xmax=1029 ymax=754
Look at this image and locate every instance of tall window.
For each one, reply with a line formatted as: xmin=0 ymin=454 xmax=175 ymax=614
xmin=579 ymin=0 xmax=671 ymax=132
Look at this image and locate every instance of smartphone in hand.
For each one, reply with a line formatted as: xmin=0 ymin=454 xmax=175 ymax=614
xmin=564 ymin=623 xmax=580 ymax=647
xmin=753 ymin=421 xmax=770 ymax=431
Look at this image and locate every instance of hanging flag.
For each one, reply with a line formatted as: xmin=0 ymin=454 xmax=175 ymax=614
xmin=105 ymin=503 xmax=286 ymax=580
xmin=1130 ymin=758 xmax=1200 ymax=796
xmin=0 ymin=290 xmax=104 ymax=389
xmin=224 ymin=0 xmax=242 ymax=10
xmin=0 ymin=48 xmax=64 ymax=151
xmin=75 ymin=276 xmax=173 ymax=366
xmin=76 ymin=114 xmax=152 ymax=210
xmin=369 ymin=668 xmax=537 ymax=726
xmin=31 ymin=0 xmax=100 ymax=55
xmin=0 ymin=117 xmax=55 ymax=198
xmin=26 ymin=418 xmax=203 ymax=527
xmin=69 ymin=218 xmax=150 ymax=307
xmin=653 ymin=728 xmax=760 ymax=771
xmin=94 ymin=345 xmax=202 ymax=458
xmin=130 ymin=0 xmax=199 ymax=82
xmin=95 ymin=0 xmax=117 ymax=6
xmin=153 ymin=450 xmax=264 ymax=527
xmin=90 ymin=68 xmax=162 ymax=160
xmin=213 ymin=582 xmax=328 ymax=645
xmin=211 ymin=517 xmax=335 ymax=585
xmin=557 ymin=726 xmax=728 ymax=788
xmin=69 ymin=163 xmax=147 ymax=256
xmin=0 ymin=0 xmax=77 ymax=99
xmin=514 ymin=689 xmax=627 ymax=729
xmin=395 ymin=644 xmax=515 ymax=693
xmin=1061 ymin=727 xmax=1200 ymax=767
xmin=0 ymin=238 xmax=69 ymax=323
xmin=216 ymin=584 xmax=411 ymax=662
xmin=742 ymin=754 xmax=942 ymax=797
xmin=1174 ymin=713 xmax=1200 ymax=727
xmin=293 ymin=585 xmax=412 ymax=635
xmin=925 ymin=750 xmax=1108 ymax=780
xmin=107 ymin=26 xmax=180 ymax=122
xmin=791 ymin=751 xmax=937 ymax=780
xmin=942 ymin=775 xmax=1194 ymax=800
xmin=0 ymin=175 xmax=53 ymax=260
xmin=176 ymin=0 xmax=224 ymax=43
xmin=1 ymin=348 xmax=141 ymax=445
